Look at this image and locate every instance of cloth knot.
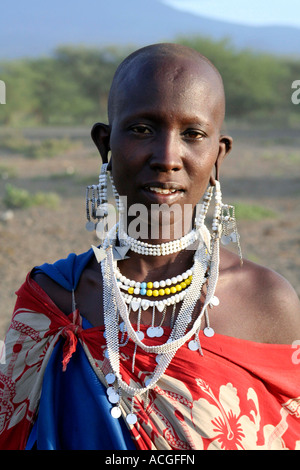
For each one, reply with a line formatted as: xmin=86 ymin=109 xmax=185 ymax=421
xmin=61 ymin=309 xmax=82 ymax=372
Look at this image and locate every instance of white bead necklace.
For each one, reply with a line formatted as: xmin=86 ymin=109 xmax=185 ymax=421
xmin=100 ymin=226 xmax=221 ymax=425
xmin=119 ymin=227 xmax=198 ymax=256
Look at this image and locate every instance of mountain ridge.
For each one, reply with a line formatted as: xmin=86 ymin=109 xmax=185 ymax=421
xmin=1 ymin=0 xmax=300 ymax=59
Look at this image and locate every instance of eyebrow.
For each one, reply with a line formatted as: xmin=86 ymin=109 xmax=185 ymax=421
xmin=119 ymin=110 xmax=212 ymax=129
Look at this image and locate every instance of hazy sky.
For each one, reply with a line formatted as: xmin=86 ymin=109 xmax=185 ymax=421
xmin=162 ymin=0 xmax=300 ymax=28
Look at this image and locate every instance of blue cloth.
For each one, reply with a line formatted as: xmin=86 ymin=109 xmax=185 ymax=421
xmin=32 ymin=248 xmax=95 ymax=291
xmin=27 ymin=249 xmax=136 ymax=450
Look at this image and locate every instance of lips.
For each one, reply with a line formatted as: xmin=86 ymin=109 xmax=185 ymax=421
xmin=141 ymin=182 xmax=185 ymax=203
xmin=143 ymin=182 xmax=185 ymax=192
xmin=148 ymin=187 xmax=177 ymax=195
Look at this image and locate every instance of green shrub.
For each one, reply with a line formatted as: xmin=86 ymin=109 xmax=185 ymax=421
xmin=3 ymin=184 xmax=60 ymax=209
xmin=0 ymin=133 xmax=80 ymax=159
xmin=235 ymin=202 xmax=277 ymax=221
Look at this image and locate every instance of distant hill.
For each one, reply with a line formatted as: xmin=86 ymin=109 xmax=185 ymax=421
xmin=1 ymin=0 xmax=300 ymax=58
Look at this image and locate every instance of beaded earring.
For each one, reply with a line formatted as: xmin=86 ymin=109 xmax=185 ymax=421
xmin=195 ymin=180 xmax=242 ymax=265
xmin=220 ymin=203 xmax=243 ymax=265
xmin=86 ymin=163 xmax=129 ymax=261
xmin=86 ymin=163 xmax=109 ymax=243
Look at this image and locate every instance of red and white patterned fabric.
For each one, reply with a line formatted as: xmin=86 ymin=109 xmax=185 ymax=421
xmin=0 ymin=273 xmax=299 ymax=450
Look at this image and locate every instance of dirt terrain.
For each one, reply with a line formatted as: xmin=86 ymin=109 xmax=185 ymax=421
xmin=0 ymin=125 xmax=299 ymax=340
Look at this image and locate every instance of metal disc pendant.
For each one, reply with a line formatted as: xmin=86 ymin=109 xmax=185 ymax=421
xmin=111 ymin=406 xmax=122 ymax=419
xmin=136 ymin=330 xmax=145 ymax=341
xmin=221 ymin=234 xmax=231 ymax=245
xmin=155 ymin=326 xmax=164 ymax=337
xmin=108 ymin=391 xmax=120 ymax=404
xmin=204 ymin=327 xmax=215 ymax=337
xmin=230 ymin=232 xmax=237 ymax=242
xmin=85 ymin=221 xmax=95 ymax=232
xmin=105 ymin=372 xmax=116 ymax=384
xmin=147 ymin=326 xmax=156 ymax=338
xmin=126 ymin=413 xmax=137 ymax=425
xmin=106 ymin=386 xmax=115 ymax=396
xmin=188 ymin=340 xmax=199 ymax=351
xmin=144 ymin=377 xmax=152 ymax=387
xmin=210 ymin=296 xmax=220 ymax=307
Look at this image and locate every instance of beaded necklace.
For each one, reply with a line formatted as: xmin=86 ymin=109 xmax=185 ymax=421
xmin=115 ymin=264 xmax=195 ymax=339
xmin=119 ymin=227 xmax=198 ymax=256
xmin=90 ymin=180 xmax=226 ymax=424
xmin=100 ymin=223 xmax=220 ymax=425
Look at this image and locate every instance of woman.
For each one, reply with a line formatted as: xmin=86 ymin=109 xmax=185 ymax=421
xmin=0 ymin=43 xmax=299 ymax=450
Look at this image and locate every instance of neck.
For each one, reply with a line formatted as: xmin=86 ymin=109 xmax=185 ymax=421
xmin=122 ymin=207 xmax=195 ymax=246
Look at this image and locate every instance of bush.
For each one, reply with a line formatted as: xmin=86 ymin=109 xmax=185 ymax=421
xmin=234 ymin=202 xmax=277 ymax=221
xmin=3 ymin=184 xmax=60 ymax=209
xmin=0 ymin=133 xmax=81 ymax=159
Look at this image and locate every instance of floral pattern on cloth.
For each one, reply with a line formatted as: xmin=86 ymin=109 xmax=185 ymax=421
xmin=0 ymin=309 xmax=53 ymax=447
xmin=0 ymin=273 xmax=299 ymax=450
xmin=124 ymin=364 xmax=300 ymax=450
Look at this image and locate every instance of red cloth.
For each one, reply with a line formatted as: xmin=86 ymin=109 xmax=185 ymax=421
xmin=0 ymin=273 xmax=299 ymax=450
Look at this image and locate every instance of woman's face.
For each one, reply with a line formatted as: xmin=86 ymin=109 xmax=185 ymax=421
xmin=106 ymin=56 xmax=231 ymax=236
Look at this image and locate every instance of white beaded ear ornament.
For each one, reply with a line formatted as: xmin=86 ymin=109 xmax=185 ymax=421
xmin=85 ymin=162 xmax=109 ymax=240
xmin=220 ymin=204 xmax=243 ymax=266
xmin=195 ymin=181 xmax=243 ymax=265
xmin=86 ymin=163 xmax=129 ymax=262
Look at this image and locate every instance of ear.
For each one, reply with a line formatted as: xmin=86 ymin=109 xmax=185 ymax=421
xmin=210 ymin=134 xmax=233 ymax=185
xmin=91 ymin=122 xmax=111 ymax=164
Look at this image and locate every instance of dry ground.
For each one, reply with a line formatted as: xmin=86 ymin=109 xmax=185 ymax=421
xmin=0 ymin=125 xmax=299 ymax=339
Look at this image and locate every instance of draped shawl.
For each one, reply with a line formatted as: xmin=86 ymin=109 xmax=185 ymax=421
xmin=0 ymin=249 xmax=299 ymax=450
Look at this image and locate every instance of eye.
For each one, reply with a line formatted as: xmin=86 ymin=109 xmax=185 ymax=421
xmin=130 ymin=125 xmax=152 ymax=135
xmin=183 ymin=129 xmax=205 ymax=141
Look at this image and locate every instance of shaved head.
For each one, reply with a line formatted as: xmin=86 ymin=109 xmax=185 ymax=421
xmin=107 ymin=43 xmax=226 ymax=128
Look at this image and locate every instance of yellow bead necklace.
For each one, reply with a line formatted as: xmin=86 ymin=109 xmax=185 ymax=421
xmin=115 ymin=267 xmax=193 ymax=298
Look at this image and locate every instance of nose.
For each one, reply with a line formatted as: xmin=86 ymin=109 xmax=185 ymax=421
xmin=149 ymin=131 xmax=183 ymax=172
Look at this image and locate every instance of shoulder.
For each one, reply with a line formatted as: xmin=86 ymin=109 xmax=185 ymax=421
xmin=222 ymin=249 xmax=300 ymax=343
xmin=30 ymin=247 xmax=96 ymax=315
xmin=243 ymin=257 xmax=299 ymax=315
xmin=31 ymin=271 xmax=73 ymax=315
xmin=31 ymin=253 xmax=102 ymax=320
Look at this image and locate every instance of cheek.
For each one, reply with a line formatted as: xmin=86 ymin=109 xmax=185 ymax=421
xmin=110 ymin=150 xmax=139 ymax=199
xmin=189 ymin=152 xmax=216 ymax=182
xmin=110 ymin=160 xmax=128 ymax=195
xmin=109 ymin=140 xmax=130 ymax=192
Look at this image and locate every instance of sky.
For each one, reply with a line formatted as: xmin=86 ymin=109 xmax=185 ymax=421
xmin=162 ymin=0 xmax=300 ymax=28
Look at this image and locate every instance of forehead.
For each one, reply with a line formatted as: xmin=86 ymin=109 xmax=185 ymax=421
xmin=110 ymin=54 xmax=224 ymax=127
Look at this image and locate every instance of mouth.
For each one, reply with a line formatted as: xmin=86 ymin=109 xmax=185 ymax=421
xmin=148 ymin=187 xmax=178 ymax=195
xmin=143 ymin=183 xmax=185 ymax=195
xmin=140 ymin=183 xmax=185 ymax=204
